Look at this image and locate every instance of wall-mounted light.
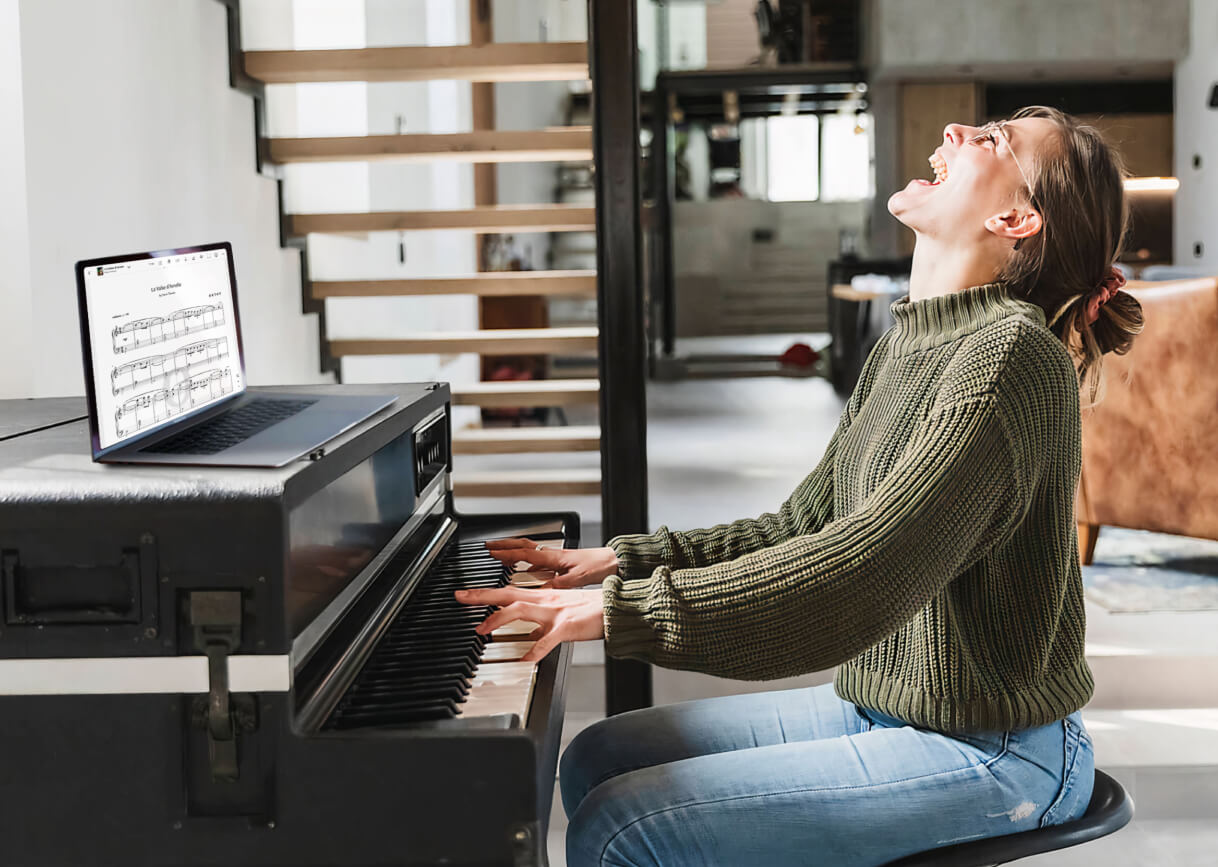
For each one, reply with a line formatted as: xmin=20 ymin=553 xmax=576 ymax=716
xmin=1123 ymin=177 xmax=1180 ymax=192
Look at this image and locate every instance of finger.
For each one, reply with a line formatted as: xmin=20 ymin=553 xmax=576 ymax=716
xmin=485 ymin=547 xmax=562 ymax=569
xmin=485 ymin=538 xmax=539 ymax=551
xmin=475 ymin=602 xmax=553 ymax=635
xmin=455 ymin=586 xmax=533 ymax=607
xmin=521 ymin=630 xmax=563 ymax=663
xmin=545 ymin=573 xmax=592 ymax=589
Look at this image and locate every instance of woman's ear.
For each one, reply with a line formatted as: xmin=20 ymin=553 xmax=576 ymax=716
xmin=984 ymin=207 xmax=1043 ymax=245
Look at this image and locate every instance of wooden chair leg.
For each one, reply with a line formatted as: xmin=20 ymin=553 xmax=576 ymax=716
xmin=1077 ymin=521 xmax=1100 ymax=566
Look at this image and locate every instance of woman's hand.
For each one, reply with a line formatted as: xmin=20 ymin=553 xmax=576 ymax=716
xmin=485 ymin=538 xmax=619 ymax=589
xmin=455 ymin=585 xmax=604 ymax=662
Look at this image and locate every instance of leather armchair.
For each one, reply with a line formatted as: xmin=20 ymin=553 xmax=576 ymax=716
xmin=1076 ymin=277 xmax=1218 ymax=565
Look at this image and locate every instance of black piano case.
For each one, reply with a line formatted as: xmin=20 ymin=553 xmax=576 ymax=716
xmin=0 ymin=384 xmax=574 ymax=867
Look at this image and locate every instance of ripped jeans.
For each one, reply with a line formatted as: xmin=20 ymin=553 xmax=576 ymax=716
xmin=561 ymin=682 xmax=1094 ymax=867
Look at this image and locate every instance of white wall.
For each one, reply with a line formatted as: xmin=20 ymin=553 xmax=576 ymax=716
xmin=1175 ymin=0 xmax=1218 ymax=271
xmin=493 ymin=0 xmax=588 ymax=269
xmin=0 ymin=0 xmax=33 ymax=400
xmin=1 ymin=0 xmax=324 ymax=400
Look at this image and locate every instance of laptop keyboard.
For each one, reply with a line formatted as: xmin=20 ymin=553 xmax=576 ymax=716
xmin=140 ymin=397 xmax=318 ymax=455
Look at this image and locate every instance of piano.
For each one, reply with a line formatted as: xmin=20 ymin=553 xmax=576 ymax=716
xmin=0 ymin=383 xmax=575 ymax=866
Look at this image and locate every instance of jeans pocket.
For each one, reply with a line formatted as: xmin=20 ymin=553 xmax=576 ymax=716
xmin=1040 ymin=719 xmax=1094 ymax=828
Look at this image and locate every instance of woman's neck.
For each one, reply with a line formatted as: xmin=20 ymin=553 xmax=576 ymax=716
xmin=908 ymin=235 xmax=1004 ymax=302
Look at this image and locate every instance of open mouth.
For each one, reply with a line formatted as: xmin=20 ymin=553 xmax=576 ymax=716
xmin=927 ymin=152 xmax=949 ymax=185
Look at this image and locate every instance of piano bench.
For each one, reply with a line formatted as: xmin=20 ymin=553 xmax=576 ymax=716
xmin=882 ymin=769 xmax=1133 ymax=866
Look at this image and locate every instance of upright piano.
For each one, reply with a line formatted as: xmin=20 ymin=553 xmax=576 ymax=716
xmin=0 ymin=383 xmax=575 ymax=866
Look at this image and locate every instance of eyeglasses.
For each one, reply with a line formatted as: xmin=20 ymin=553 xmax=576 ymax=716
xmin=967 ymin=120 xmax=1037 ymax=205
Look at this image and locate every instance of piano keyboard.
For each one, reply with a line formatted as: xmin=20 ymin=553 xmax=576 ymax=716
xmin=323 ymin=537 xmax=553 ymax=731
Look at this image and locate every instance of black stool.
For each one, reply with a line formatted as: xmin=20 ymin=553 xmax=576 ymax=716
xmin=883 ymin=770 xmax=1134 ymax=866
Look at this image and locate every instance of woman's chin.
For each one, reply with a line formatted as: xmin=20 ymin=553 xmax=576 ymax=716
xmin=886 ymin=189 xmax=916 ymax=225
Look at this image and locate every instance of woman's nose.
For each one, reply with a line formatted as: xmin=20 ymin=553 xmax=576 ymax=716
xmin=943 ymin=123 xmax=974 ymax=147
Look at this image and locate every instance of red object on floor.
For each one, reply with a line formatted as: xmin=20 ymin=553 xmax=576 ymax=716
xmin=779 ymin=342 xmax=820 ymax=368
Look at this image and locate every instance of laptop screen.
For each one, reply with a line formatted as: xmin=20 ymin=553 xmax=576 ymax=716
xmin=79 ymin=244 xmax=246 ymax=451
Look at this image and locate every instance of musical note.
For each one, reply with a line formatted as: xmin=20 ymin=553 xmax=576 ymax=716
xmin=110 ymin=336 xmax=230 ymax=396
xmin=111 ymin=303 xmax=225 ymax=354
xmin=114 ymin=367 xmax=235 ymax=437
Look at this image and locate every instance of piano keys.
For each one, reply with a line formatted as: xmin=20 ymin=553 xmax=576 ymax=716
xmin=323 ymin=539 xmax=540 ymax=729
xmin=0 ymin=384 xmax=576 ymax=867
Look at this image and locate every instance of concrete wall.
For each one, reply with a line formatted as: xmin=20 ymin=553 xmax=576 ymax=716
xmin=872 ymin=0 xmax=1189 ymax=80
xmin=863 ymin=0 xmax=1194 ymax=257
xmin=1 ymin=0 xmax=323 ymax=400
xmin=1175 ymin=0 xmax=1218 ymax=271
xmin=706 ymin=0 xmax=761 ymax=67
xmin=673 ymin=199 xmax=867 ymax=337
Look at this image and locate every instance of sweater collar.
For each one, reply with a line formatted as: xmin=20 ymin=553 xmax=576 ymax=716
xmin=888 ymin=281 xmax=1046 ymax=357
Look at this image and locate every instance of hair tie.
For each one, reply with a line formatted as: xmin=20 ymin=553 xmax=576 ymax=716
xmin=1083 ymin=266 xmax=1126 ymax=328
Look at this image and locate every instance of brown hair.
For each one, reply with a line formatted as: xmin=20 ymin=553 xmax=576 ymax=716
xmin=996 ymin=106 xmax=1144 ymax=408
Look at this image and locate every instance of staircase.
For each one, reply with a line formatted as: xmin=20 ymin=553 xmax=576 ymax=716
xmin=239 ymin=2 xmax=601 ymax=503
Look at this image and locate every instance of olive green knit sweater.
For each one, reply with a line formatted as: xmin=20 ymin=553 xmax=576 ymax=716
xmin=603 ymin=281 xmax=1094 ymax=733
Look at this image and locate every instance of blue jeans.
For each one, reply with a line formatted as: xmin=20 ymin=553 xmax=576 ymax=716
xmin=561 ymin=682 xmax=1094 ymax=866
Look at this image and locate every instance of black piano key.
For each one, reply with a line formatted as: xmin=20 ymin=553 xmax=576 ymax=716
xmin=341 ymin=683 xmax=468 ymax=708
xmin=322 ymin=534 xmax=524 ymax=731
xmin=329 ymin=701 xmax=459 ymax=728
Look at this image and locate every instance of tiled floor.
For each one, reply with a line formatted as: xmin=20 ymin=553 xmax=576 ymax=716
xmin=466 ymin=337 xmax=1218 ymax=865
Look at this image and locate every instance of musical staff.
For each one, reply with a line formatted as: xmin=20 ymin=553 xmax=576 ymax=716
xmin=111 ymin=303 xmax=225 ymax=354
xmin=114 ymin=368 xmax=235 ymax=438
xmin=110 ymin=336 xmax=230 ymax=396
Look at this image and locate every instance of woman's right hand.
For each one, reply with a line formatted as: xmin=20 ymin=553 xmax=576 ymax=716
xmin=485 ymin=539 xmax=620 ymax=589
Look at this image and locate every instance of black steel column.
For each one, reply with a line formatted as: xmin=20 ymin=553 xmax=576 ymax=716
xmin=654 ymin=78 xmax=677 ymax=359
xmin=588 ymin=0 xmax=653 ymax=715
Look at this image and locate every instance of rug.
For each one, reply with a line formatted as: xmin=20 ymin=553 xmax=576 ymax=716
xmin=1082 ymin=526 xmax=1218 ymax=612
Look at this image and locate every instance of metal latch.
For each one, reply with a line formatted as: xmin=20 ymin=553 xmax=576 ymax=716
xmin=189 ymin=591 xmax=254 ymax=783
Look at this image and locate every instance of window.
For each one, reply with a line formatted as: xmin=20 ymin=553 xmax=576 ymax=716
xmin=765 ymin=115 xmax=820 ymax=202
xmin=820 ymin=112 xmax=874 ymax=201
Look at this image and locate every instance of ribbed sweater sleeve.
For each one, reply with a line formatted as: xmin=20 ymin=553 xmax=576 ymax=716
xmin=606 ymin=334 xmax=891 ymax=581
xmin=602 ymin=392 xmax=1030 ymax=680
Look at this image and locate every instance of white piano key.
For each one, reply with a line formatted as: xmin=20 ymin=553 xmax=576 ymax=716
xmin=470 ymin=661 xmax=537 ymax=685
xmin=458 ymin=663 xmax=537 ymax=723
xmin=479 ymin=641 xmax=535 ymax=663
xmin=509 ymin=572 xmax=552 ymax=588
xmin=490 ymin=620 xmax=539 ymax=640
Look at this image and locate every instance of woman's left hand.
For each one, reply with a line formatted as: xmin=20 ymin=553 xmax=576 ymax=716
xmin=455 ymin=586 xmax=604 ymax=663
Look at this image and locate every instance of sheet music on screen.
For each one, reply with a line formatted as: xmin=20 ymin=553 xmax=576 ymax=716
xmin=83 ymin=249 xmax=244 ymax=448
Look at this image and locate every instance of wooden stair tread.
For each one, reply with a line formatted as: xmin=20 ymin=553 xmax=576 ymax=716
xmin=451 ymin=379 xmax=600 ymax=407
xmin=311 ymin=270 xmax=596 ymax=299
xmin=452 ymin=468 xmax=601 ymax=497
xmin=329 ymin=327 xmax=598 ymax=356
xmin=243 ymin=42 xmax=589 ymax=84
xmin=452 ymin=425 xmax=600 ymax=454
xmin=266 ymin=128 xmax=592 ymax=165
xmin=289 ymin=204 xmax=596 ymax=236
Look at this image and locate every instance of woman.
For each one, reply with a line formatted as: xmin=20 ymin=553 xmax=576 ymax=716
xmin=456 ymin=106 xmax=1144 ymax=866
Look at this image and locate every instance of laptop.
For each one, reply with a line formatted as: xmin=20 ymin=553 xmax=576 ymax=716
xmin=75 ymin=241 xmax=395 ymax=467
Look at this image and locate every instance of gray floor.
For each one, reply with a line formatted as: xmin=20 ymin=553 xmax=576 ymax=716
xmin=466 ymin=335 xmax=1218 ymax=866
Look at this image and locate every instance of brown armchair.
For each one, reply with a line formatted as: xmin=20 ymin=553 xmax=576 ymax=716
xmin=1075 ymin=277 xmax=1218 ymax=565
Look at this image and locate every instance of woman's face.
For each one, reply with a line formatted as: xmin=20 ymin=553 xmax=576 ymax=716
xmin=888 ymin=117 xmax=1058 ymax=244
